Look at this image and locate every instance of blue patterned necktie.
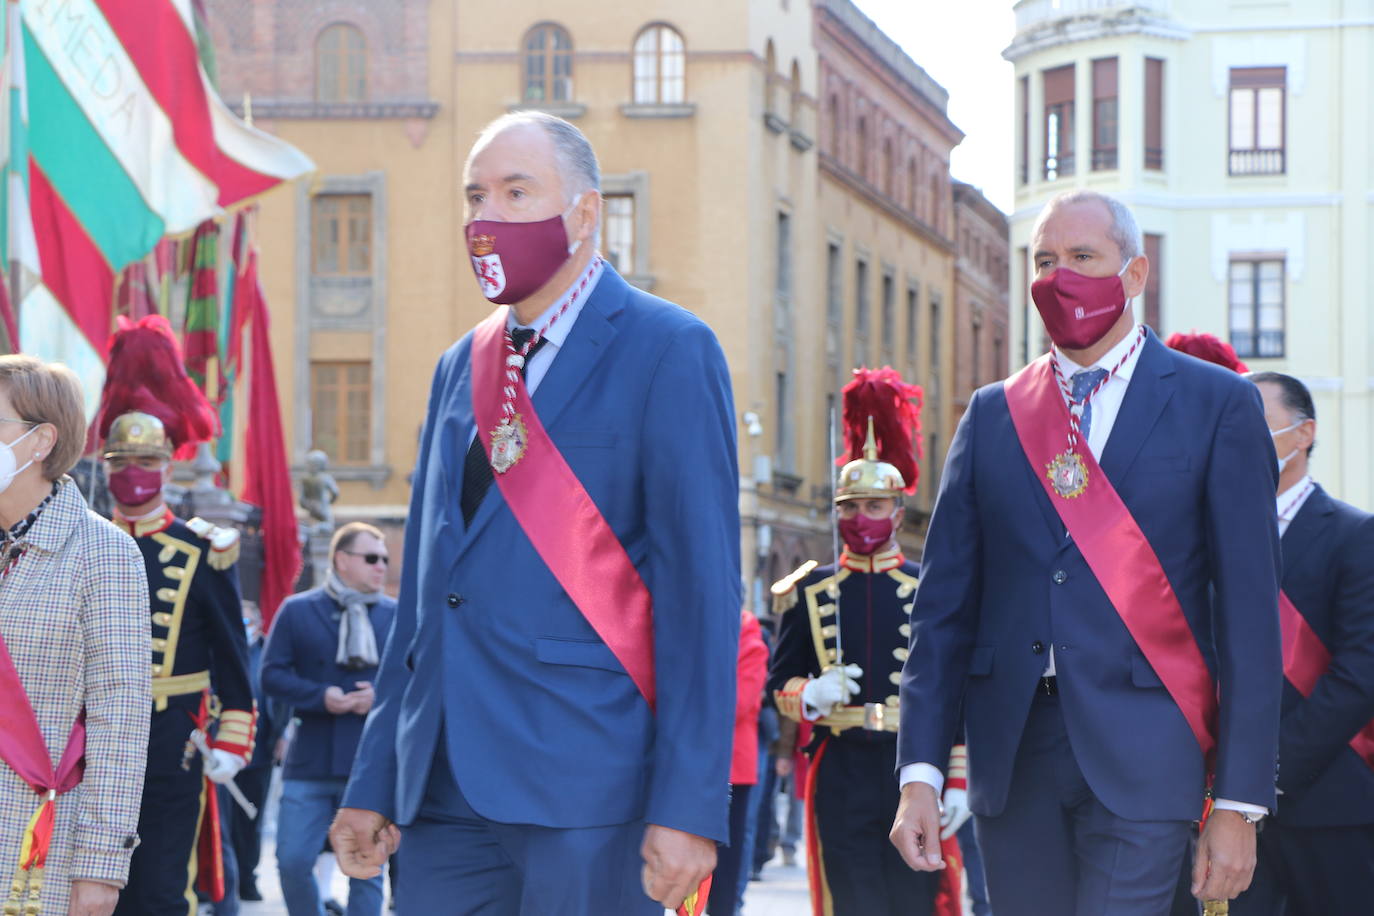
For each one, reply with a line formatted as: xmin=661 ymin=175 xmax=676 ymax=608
xmin=1070 ymin=368 xmax=1109 ymax=445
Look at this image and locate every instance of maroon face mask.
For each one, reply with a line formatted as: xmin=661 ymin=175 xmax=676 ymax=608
xmin=465 ymin=196 xmax=583 ymax=305
xmin=108 ymin=465 xmax=164 ymax=506
xmin=839 ymin=512 xmax=896 ymax=556
xmin=1031 ymin=263 xmax=1130 ymax=350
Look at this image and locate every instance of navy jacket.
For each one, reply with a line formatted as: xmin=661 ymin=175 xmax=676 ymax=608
xmin=341 ymin=267 xmax=741 ymax=842
xmin=897 ymin=333 xmax=1283 ymax=822
xmin=261 ymin=587 xmax=396 ymax=781
xmin=1274 ymin=484 xmax=1374 ymax=826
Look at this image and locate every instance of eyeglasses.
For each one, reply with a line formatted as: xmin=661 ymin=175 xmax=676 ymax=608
xmin=0 ymin=417 xmax=35 ymax=427
xmin=340 ymin=550 xmax=389 ymax=566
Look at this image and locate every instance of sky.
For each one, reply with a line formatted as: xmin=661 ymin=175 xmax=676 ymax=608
xmin=851 ymin=0 xmax=1017 ymax=215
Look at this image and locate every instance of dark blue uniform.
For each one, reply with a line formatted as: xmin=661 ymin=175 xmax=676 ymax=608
xmin=767 ymin=547 xmax=938 ymax=916
xmin=1231 ymin=484 xmax=1374 ymax=916
xmin=113 ymin=512 xmax=254 ymax=916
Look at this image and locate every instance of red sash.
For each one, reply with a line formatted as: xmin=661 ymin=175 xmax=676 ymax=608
xmin=470 ymin=310 xmax=657 ymax=709
xmin=1279 ymin=590 xmax=1374 ymax=769
xmin=0 ymin=629 xmax=85 ymax=909
xmin=1003 ymin=356 xmax=1217 ymax=758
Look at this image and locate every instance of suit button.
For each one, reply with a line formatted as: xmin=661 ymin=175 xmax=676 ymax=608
xmin=1052 ymin=570 xmax=1068 ymax=585
xmin=1031 ymin=641 xmax=1045 ymax=654
xmin=446 ymin=593 xmax=464 ymax=608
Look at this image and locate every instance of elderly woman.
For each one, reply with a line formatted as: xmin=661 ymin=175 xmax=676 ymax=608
xmin=0 ymin=356 xmax=150 ymax=916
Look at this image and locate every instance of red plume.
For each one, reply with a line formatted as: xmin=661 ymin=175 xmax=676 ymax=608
xmin=93 ymin=315 xmax=220 ymax=459
xmin=839 ymin=366 xmax=923 ymax=494
xmin=1164 ymin=331 xmax=1249 ymax=374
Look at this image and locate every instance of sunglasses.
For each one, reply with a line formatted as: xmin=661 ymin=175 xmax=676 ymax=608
xmin=341 ymin=550 xmax=389 ymax=566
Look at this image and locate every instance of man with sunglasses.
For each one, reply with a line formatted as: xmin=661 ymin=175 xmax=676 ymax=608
xmin=263 ymin=522 xmax=397 ymax=916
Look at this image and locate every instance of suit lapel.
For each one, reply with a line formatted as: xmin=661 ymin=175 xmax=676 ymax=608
xmin=452 ymin=267 xmax=629 ymax=562
xmin=1280 ymin=484 xmax=1333 ymax=578
xmin=1099 ymin=332 xmax=1175 ymax=483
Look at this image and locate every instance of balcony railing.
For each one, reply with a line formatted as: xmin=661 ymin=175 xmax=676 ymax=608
xmin=1044 ymin=153 xmax=1076 ymax=180
xmin=1145 ymin=146 xmax=1164 ymax=170
xmin=1229 ymin=148 xmax=1285 ymax=176
xmin=1015 ymin=0 xmax=1170 ymax=32
xmin=1091 ymin=147 xmax=1118 ymax=171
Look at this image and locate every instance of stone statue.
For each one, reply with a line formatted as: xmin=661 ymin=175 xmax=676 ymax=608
xmin=299 ymin=449 xmax=339 ymax=530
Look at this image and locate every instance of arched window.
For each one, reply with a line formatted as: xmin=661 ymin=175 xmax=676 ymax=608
xmin=882 ymin=138 xmax=895 ymax=196
xmin=930 ymin=174 xmax=943 ymax=232
xmin=522 ymin=23 xmax=573 ymax=103
xmin=316 ymin=23 xmax=366 ymax=103
xmin=633 ymin=24 xmax=685 ymax=104
xmin=857 ymin=116 xmax=869 ymax=181
xmin=907 ymin=157 xmax=918 ymax=212
xmin=764 ymin=40 xmax=776 ymax=115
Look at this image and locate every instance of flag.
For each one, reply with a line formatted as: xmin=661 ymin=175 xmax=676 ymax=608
xmin=11 ymin=0 xmax=313 ymax=394
xmin=239 ymin=238 xmax=299 ymax=628
xmin=215 ymin=212 xmax=249 ymax=470
xmin=183 ymin=219 xmax=219 ymax=389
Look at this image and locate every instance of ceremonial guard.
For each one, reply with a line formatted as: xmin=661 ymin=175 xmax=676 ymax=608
xmin=768 ymin=368 xmax=967 ymax=916
xmin=1228 ymin=372 xmax=1374 ymax=915
xmin=96 ymin=317 xmax=257 ymax=916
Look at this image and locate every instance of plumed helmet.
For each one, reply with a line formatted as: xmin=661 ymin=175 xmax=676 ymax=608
xmin=834 ymin=367 xmax=923 ymax=504
xmin=1164 ymin=331 xmax=1249 ymax=374
xmin=102 ymin=412 xmax=173 ymax=460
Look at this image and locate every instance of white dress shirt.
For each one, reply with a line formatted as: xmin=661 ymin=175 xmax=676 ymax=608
xmin=901 ymin=325 xmax=1267 ymax=818
xmin=467 ymin=258 xmax=604 ymax=445
xmin=1277 ymin=475 xmax=1315 ymax=538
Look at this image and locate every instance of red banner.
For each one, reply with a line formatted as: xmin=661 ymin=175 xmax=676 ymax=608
xmin=1003 ymin=356 xmax=1217 ymax=759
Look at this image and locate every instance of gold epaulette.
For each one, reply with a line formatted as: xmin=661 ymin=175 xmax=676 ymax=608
xmin=185 ymin=518 xmax=241 ymax=571
xmin=770 ymin=560 xmax=819 ymax=616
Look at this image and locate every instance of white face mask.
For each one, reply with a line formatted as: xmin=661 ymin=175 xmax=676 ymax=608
xmin=1270 ymin=421 xmax=1302 ymax=474
xmin=0 ymin=426 xmax=38 ymax=495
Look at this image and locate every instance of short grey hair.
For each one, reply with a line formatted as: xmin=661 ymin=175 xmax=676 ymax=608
xmin=472 ymin=111 xmax=600 ymax=205
xmin=1034 ymin=190 xmax=1143 ymax=266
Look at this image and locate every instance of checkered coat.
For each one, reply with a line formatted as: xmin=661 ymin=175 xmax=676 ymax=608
xmin=0 ymin=479 xmax=150 ymax=912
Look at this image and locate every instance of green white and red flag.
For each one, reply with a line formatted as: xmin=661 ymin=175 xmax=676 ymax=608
xmin=3 ymin=0 xmax=312 ymax=406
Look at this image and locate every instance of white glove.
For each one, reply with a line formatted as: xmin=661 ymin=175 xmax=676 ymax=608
xmin=204 ymin=748 xmax=247 ymax=785
xmin=940 ymin=786 xmax=972 ymax=840
xmin=801 ymin=664 xmax=863 ymax=719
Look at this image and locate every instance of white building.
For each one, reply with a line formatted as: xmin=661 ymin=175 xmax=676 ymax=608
xmin=1005 ymin=0 xmax=1374 ymax=505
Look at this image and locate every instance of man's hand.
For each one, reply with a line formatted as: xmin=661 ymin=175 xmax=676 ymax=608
xmin=323 ymin=686 xmax=353 ymax=715
xmin=801 ymin=664 xmax=863 ymax=717
xmin=640 ymin=824 xmax=716 ymax=910
xmin=329 ymin=807 xmax=401 ymax=880
xmin=347 ymin=681 xmax=375 ymax=715
xmin=66 ymin=879 xmax=118 ymax=916
xmin=890 ymin=781 xmax=947 ymax=872
xmin=939 ymin=786 xmax=972 ymax=841
xmin=204 ymin=748 xmax=247 ymax=785
xmin=1191 ymin=810 xmax=1257 ymax=901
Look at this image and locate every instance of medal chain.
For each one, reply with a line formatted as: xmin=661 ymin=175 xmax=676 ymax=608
xmin=499 ymin=257 xmax=603 ymax=421
xmin=1051 ymin=324 xmax=1147 ymax=451
xmin=1278 ymin=478 xmax=1315 ymax=524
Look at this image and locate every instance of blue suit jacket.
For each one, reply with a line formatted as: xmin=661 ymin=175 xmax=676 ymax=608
xmin=1273 ymin=484 xmax=1374 ymax=827
xmin=897 ymin=333 xmax=1283 ymax=821
xmin=341 ymin=267 xmax=741 ymax=842
xmin=261 ymin=587 xmax=396 ymax=780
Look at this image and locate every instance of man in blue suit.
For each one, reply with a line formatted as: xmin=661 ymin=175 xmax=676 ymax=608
xmin=889 ymin=190 xmax=1283 ymax=915
xmin=1230 ymin=373 xmax=1374 ymax=915
xmin=328 ymin=112 xmax=740 ymax=916
xmin=263 ymin=522 xmax=397 ymax=916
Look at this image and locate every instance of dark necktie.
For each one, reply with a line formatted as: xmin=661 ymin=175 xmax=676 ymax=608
xmin=460 ymin=327 xmax=545 ymax=526
xmin=1070 ymin=368 xmax=1109 ymax=445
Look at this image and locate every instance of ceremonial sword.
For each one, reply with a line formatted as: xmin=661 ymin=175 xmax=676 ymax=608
xmin=828 ymin=404 xmax=846 ymax=701
xmin=188 ymin=728 xmax=258 ymax=820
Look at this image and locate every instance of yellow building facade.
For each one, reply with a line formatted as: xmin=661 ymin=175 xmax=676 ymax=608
xmin=209 ymin=0 xmax=966 ymax=608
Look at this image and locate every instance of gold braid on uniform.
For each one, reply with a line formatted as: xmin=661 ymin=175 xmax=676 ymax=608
xmin=184 ymin=518 xmax=241 ymax=570
xmin=775 ymin=678 xmax=809 ymax=724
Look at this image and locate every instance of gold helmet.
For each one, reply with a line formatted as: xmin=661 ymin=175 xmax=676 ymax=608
xmin=835 ymin=417 xmax=906 ymax=503
xmin=102 ymin=412 xmax=173 ymax=460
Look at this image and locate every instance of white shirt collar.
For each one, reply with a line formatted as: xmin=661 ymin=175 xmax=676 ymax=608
xmin=1277 ymin=474 xmax=1315 ymax=522
xmin=505 ymin=256 xmax=605 ymax=349
xmin=1055 ymin=323 xmax=1147 ymax=384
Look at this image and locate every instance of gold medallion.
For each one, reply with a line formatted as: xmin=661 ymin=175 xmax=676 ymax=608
xmin=1046 ymin=450 xmax=1089 ymax=499
xmin=488 ymin=414 xmax=529 ymax=474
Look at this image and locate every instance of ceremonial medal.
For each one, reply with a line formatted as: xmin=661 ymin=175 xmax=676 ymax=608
xmin=488 ymin=414 xmax=528 ymax=474
xmin=1047 ymin=450 xmax=1089 ymax=498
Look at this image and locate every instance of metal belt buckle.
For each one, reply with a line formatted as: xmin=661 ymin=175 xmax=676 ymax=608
xmin=863 ymin=702 xmax=886 ymax=731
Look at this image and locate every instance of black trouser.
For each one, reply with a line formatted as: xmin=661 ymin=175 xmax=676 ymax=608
xmin=813 ymin=736 xmax=937 ymax=916
xmin=1229 ymin=819 xmax=1374 ymax=916
xmin=114 ymin=711 xmax=207 ymax=916
xmin=707 ymin=784 xmax=754 ymax=915
xmin=227 ymin=760 xmax=272 ymax=893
